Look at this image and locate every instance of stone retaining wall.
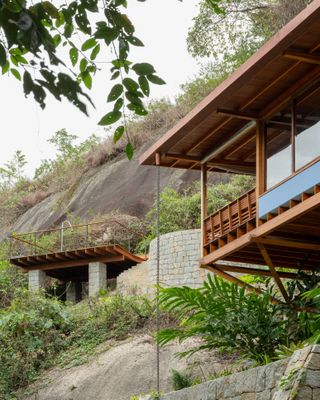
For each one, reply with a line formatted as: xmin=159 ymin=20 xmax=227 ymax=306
xmin=142 ymin=345 xmax=320 ymax=400
xmin=117 ymin=229 xmax=207 ymax=296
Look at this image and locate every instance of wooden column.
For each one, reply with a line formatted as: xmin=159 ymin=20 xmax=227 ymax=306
xmin=256 ymin=121 xmax=266 ymax=224
xmin=201 ymin=163 xmax=208 ymax=257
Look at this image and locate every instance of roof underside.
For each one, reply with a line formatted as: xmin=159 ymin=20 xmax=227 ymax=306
xmin=140 ymin=0 xmax=320 ymax=173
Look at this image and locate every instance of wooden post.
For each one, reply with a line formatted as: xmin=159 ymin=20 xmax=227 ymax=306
xmin=256 ymin=121 xmax=265 ymax=224
xmin=201 ymin=163 xmax=208 ymax=257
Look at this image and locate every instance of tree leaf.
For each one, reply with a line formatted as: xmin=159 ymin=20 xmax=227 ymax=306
xmin=125 ymin=91 xmax=143 ymax=106
xmin=147 ymin=74 xmax=166 ymax=85
xmin=127 ymin=103 xmax=148 ymax=116
xmin=113 ymin=97 xmax=123 ymax=112
xmin=90 ymin=44 xmax=100 ymax=60
xmin=42 ymin=1 xmax=60 ymax=18
xmin=0 ymin=44 xmax=7 ymax=67
xmin=126 ymin=142 xmax=134 ymax=160
xmin=10 ymin=68 xmax=21 ymax=80
xmin=111 ymin=70 xmax=120 ymax=80
xmin=107 ymin=84 xmax=123 ymax=102
xmin=132 ymin=63 xmax=156 ymax=76
xmin=113 ymin=125 xmax=124 ymax=143
xmin=81 ymin=38 xmax=97 ymax=51
xmin=122 ymin=77 xmax=139 ymax=92
xmin=23 ymin=70 xmax=33 ymax=95
xmin=80 ymin=58 xmax=87 ymax=72
xmin=138 ymin=75 xmax=150 ymax=96
xmin=69 ymin=47 xmax=78 ymax=66
xmin=2 ymin=61 xmax=10 ymax=75
xmin=127 ymin=36 xmax=144 ymax=47
xmin=98 ymin=110 xmax=121 ymax=126
xmin=81 ymin=70 xmax=92 ymax=89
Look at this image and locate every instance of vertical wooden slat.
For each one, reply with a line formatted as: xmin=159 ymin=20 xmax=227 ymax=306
xmin=291 ymin=101 xmax=296 ymax=173
xmin=201 ymin=163 xmax=208 ymax=257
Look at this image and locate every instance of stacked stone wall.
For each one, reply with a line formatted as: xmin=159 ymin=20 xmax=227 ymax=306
xmin=117 ymin=229 xmax=208 ymax=296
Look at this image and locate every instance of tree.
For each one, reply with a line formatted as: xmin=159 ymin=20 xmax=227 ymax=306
xmin=0 ymin=150 xmax=27 ymax=186
xmin=187 ymin=0 xmax=311 ymax=64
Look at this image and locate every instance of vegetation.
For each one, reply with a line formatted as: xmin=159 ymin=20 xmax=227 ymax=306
xmin=137 ymin=175 xmax=254 ymax=251
xmin=0 ymin=256 xmax=155 ymax=399
xmin=157 ymin=275 xmax=320 ymax=364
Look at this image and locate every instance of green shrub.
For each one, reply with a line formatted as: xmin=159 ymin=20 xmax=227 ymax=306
xmin=0 ymin=291 xmax=71 ymax=398
xmin=157 ymin=275 xmax=291 ymax=363
xmin=0 ymin=261 xmax=27 ymax=309
xmin=170 ymin=369 xmax=193 ymax=391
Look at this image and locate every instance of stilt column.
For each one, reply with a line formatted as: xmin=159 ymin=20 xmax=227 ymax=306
xmin=89 ymin=262 xmax=107 ymax=297
xmin=28 ymin=270 xmax=46 ymax=291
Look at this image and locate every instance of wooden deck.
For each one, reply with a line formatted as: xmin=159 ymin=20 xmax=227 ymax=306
xmin=9 ymin=220 xmax=147 ymax=281
xmin=201 ymin=187 xmax=320 ymax=301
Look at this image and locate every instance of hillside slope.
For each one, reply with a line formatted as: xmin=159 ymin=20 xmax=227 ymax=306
xmin=9 ymin=138 xmax=211 ymax=235
xmin=22 ymin=335 xmax=237 ymax=400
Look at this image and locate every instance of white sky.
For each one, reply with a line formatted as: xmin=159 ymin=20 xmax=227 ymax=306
xmin=0 ymin=0 xmax=200 ymax=177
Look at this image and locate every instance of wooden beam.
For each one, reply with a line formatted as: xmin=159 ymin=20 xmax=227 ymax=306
xmin=201 ymin=163 xmax=208 ymax=257
xmin=214 ymin=263 xmax=303 ymax=280
xmin=217 ymin=108 xmax=259 ymax=121
xmin=261 ymin=65 xmax=320 ymax=119
xmin=26 ymin=255 xmax=125 ymax=271
xmin=257 ymin=237 xmax=320 ymax=251
xmin=283 ymin=50 xmax=320 ymax=65
xmin=256 ymin=242 xmax=290 ymax=303
xmin=203 ymin=264 xmax=281 ymax=305
xmin=256 ymin=121 xmax=266 ymax=197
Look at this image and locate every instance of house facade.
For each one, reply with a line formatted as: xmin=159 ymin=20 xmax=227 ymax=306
xmin=140 ymin=0 xmax=320 ymax=302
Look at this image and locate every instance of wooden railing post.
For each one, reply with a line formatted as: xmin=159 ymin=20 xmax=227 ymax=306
xmin=201 ymin=163 xmax=208 ymax=257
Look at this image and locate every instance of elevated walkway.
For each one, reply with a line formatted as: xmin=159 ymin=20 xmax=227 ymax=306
xmin=9 ymin=220 xmax=147 ymax=294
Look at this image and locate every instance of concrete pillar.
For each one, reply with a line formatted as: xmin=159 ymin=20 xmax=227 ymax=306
xmin=28 ymin=270 xmax=46 ymax=291
xmin=66 ymin=282 xmax=82 ymax=303
xmin=89 ymin=262 xmax=107 ymax=297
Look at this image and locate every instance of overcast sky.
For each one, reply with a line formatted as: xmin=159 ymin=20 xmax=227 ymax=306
xmin=0 ymin=0 xmax=200 ymax=177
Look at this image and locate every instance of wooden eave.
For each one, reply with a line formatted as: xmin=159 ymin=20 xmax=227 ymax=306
xmin=140 ymin=0 xmax=320 ymax=172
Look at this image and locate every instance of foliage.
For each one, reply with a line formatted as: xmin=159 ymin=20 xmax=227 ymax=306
xmin=187 ymin=0 xmax=311 ymax=62
xmin=0 ymin=290 xmax=71 ymax=398
xmin=0 ymin=0 xmax=173 ymax=159
xmin=137 ymin=175 xmax=254 ymax=251
xmin=157 ymin=275 xmax=315 ymax=363
xmin=170 ymin=369 xmax=193 ymax=391
xmin=0 ymin=261 xmax=27 ymax=309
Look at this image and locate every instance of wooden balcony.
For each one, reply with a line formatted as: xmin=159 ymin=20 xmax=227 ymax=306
xmin=203 ymin=188 xmax=257 ymax=255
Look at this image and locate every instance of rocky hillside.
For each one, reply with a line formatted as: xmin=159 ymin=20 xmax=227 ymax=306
xmin=9 ymin=136 xmax=224 ymax=236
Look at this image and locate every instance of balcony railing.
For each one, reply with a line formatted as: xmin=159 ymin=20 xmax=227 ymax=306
xmin=10 ymin=219 xmax=146 ymax=259
xmin=203 ymin=188 xmax=256 ymax=254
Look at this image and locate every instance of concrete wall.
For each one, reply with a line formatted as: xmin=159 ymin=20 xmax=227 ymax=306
xmin=141 ymin=345 xmax=320 ymax=400
xmin=117 ymin=229 xmax=208 ymax=296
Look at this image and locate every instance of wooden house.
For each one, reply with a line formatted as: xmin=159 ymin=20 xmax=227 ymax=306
xmin=140 ymin=0 xmax=320 ymax=302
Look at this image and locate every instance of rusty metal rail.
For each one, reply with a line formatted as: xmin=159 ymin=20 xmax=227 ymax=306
xmin=10 ymin=219 xmax=146 ymax=259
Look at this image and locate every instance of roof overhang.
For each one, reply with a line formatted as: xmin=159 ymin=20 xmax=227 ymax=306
xmin=140 ymin=0 xmax=320 ymax=173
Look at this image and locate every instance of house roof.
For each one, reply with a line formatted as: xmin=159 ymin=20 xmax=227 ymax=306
xmin=139 ymin=0 xmax=320 ymax=174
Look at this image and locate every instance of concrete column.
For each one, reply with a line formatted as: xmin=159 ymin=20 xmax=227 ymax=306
xmin=28 ymin=270 xmax=46 ymax=291
xmin=89 ymin=262 xmax=107 ymax=297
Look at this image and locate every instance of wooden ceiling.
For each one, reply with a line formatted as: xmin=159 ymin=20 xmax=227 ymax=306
xmin=140 ymin=0 xmax=320 ymax=174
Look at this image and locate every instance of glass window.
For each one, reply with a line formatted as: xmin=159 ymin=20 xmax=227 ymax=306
xmin=295 ymin=87 xmax=320 ymax=170
xmin=266 ymin=108 xmax=292 ymax=189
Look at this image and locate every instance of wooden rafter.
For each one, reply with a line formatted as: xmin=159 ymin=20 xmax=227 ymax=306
xmin=283 ymin=49 xmax=320 ymax=65
xmin=214 ymin=263 xmax=303 ymax=280
xmin=203 ymin=264 xmax=281 ymax=304
xmin=256 ymin=237 xmax=320 ymax=251
xmin=216 ymin=108 xmax=259 ymax=121
xmin=256 ymin=242 xmax=290 ymax=303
